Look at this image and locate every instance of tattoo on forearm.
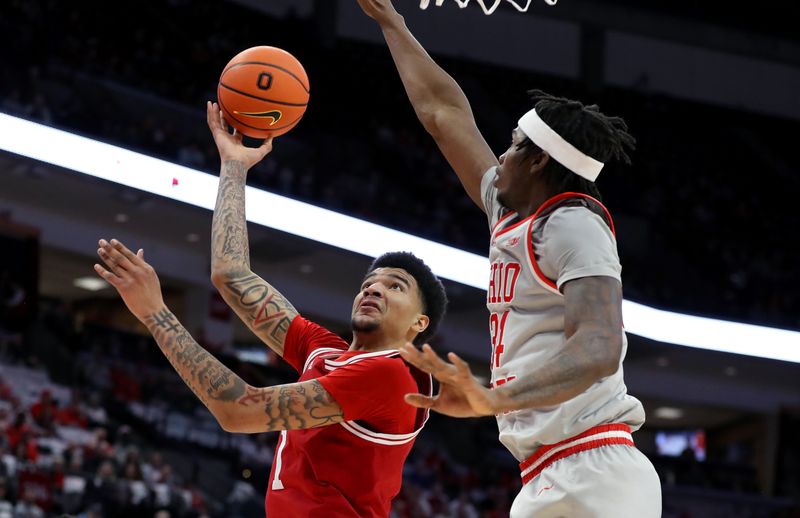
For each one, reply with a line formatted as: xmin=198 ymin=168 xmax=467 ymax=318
xmin=221 ymin=274 xmax=297 ymax=349
xmin=152 ymin=308 xmax=180 ymax=333
xmin=235 ymin=380 xmax=344 ymax=431
xmin=211 ymin=160 xmax=250 ymax=269
xmin=145 ymin=308 xmax=246 ymax=409
xmin=497 ymin=277 xmax=623 ymax=411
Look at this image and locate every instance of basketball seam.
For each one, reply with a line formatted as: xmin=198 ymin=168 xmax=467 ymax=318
xmin=218 ymin=82 xmax=308 ymax=107
xmin=221 ymin=61 xmax=310 ymax=93
xmin=218 ymin=96 xmax=304 ymax=132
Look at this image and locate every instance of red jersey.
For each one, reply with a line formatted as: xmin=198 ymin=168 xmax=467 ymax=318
xmin=265 ymin=316 xmax=432 ymax=518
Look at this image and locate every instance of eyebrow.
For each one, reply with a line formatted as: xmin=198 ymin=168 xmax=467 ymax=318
xmin=363 ymin=272 xmax=411 ymax=288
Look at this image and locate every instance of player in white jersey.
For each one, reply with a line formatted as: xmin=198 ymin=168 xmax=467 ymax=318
xmin=357 ymin=1 xmax=662 ymax=516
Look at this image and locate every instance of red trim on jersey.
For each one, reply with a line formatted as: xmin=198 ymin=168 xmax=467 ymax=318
xmin=523 ymin=192 xmax=616 ymax=294
xmin=526 ymin=221 xmax=559 ymax=293
xmin=491 ymin=209 xmax=518 ymax=236
xmin=519 ymin=424 xmax=634 ymax=485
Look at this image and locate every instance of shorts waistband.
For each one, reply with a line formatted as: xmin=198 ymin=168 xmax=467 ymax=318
xmin=519 ymin=424 xmax=634 ymax=485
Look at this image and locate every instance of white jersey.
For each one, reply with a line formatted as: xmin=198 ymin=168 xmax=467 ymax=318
xmin=481 ymin=167 xmax=645 ymax=462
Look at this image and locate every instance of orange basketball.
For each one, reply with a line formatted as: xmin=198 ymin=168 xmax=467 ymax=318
xmin=217 ymin=46 xmax=309 ymax=138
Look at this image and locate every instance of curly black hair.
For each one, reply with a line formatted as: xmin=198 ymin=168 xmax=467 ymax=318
xmin=367 ymin=252 xmax=448 ymax=345
xmin=517 ymin=89 xmax=637 ymax=200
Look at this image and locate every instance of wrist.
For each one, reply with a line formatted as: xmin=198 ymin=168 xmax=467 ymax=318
xmin=220 ymin=159 xmax=248 ymax=175
xmin=140 ymin=304 xmax=171 ymax=329
xmin=378 ymin=11 xmax=404 ymax=30
xmin=484 ymin=386 xmax=507 ymax=416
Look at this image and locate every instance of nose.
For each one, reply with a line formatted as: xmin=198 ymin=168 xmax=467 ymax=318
xmin=498 ymin=152 xmax=506 ymax=164
xmin=362 ymin=283 xmax=384 ymax=299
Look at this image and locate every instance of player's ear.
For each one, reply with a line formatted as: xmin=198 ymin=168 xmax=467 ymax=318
xmin=529 ymin=150 xmax=550 ymax=174
xmin=413 ymin=315 xmax=430 ymax=334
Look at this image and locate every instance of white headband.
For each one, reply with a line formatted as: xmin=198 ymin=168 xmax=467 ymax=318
xmin=518 ymin=109 xmax=604 ymax=182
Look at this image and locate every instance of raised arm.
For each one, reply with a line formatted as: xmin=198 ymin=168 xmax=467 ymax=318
xmin=94 ymin=238 xmax=343 ymax=434
xmin=207 ymin=102 xmax=298 ymax=357
xmin=358 ymin=0 xmax=498 ymax=210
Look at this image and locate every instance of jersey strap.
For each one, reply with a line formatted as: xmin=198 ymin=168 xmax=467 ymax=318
xmin=519 ymin=423 xmax=634 ymax=485
xmin=525 ymin=192 xmax=615 ymax=295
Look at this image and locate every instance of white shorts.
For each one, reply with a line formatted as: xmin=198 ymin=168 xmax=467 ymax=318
xmin=511 ymin=443 xmax=662 ymax=518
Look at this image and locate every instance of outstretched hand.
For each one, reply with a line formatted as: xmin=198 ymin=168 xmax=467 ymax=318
xmin=399 ymin=343 xmax=497 ymax=417
xmin=94 ymin=239 xmax=164 ymax=322
xmin=206 ymin=101 xmax=273 ymax=170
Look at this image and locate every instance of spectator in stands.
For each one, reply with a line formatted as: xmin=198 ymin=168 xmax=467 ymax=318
xmin=0 ymin=477 xmax=12 ymax=518
xmin=29 ymin=390 xmax=57 ymax=428
xmin=56 ymin=389 xmax=89 ymax=428
xmin=81 ymin=392 xmax=108 ymax=427
xmin=13 ymin=486 xmax=44 ymax=518
xmin=83 ymin=460 xmax=121 ymax=517
xmin=4 ymin=413 xmax=30 ymax=452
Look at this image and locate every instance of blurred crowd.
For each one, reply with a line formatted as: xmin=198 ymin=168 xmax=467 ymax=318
xmin=2 ymin=0 xmax=799 ymax=331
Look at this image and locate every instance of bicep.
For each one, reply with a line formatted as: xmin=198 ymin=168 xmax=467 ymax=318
xmin=429 ymin=106 xmax=498 ymax=211
xmin=562 ymin=276 xmax=623 ymax=341
xmin=212 ymin=270 xmax=298 ymax=357
xmin=227 ymin=380 xmax=344 ymax=434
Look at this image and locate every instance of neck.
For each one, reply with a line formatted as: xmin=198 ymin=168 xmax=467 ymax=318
xmin=513 ymin=185 xmax=554 ymax=220
xmin=349 ymin=331 xmax=407 ymax=352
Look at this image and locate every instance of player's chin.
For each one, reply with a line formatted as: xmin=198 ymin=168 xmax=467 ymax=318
xmin=351 ymin=314 xmax=381 ymax=333
xmin=497 ymin=189 xmax=510 ymax=207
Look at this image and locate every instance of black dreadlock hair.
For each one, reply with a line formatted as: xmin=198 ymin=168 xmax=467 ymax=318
xmin=367 ymin=252 xmax=448 ymax=346
xmin=517 ymin=89 xmax=636 ymax=201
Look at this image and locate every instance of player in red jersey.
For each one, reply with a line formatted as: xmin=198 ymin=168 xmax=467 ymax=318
xmin=91 ymin=102 xmax=448 ymax=517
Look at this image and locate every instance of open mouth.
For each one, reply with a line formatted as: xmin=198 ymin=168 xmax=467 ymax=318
xmin=359 ymin=299 xmax=382 ymax=312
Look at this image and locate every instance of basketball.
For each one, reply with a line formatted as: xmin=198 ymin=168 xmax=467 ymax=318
xmin=217 ymin=46 xmax=309 ymax=139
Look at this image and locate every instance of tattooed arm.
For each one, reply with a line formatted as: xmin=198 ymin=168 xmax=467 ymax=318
xmin=206 ymin=102 xmax=298 ymax=357
xmin=94 ymin=238 xmax=342 ymax=433
xmin=400 ymin=276 xmax=623 ymax=416
xmin=489 ymin=276 xmax=624 ymax=412
xmin=144 ymin=307 xmax=342 ymax=433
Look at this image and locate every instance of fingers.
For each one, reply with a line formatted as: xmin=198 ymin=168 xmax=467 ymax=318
xmin=97 ymin=239 xmax=144 ymax=280
xmin=110 ymin=239 xmax=140 ymax=265
xmin=206 ymin=100 xmax=216 ymax=130
xmin=207 ymin=101 xmax=231 ymax=135
xmin=400 ymin=343 xmax=461 ymax=384
xmin=260 ymin=137 xmax=274 ymax=156
xmin=404 ymin=393 xmax=436 ymax=409
xmin=420 ymin=343 xmax=454 ymax=373
xmin=93 ymin=263 xmax=121 ymax=287
xmin=219 ymin=107 xmax=229 ymax=132
xmin=399 ymin=342 xmax=427 ymax=370
xmin=448 ymin=352 xmax=473 ymax=377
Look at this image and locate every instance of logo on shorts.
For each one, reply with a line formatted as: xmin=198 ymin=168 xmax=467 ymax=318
xmin=537 ymin=484 xmax=554 ymax=496
xmin=233 ymin=110 xmax=282 ymax=126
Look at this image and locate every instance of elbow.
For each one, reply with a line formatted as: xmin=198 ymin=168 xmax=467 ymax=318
xmin=211 ymin=267 xmax=248 ymax=288
xmin=417 ymin=107 xmax=440 ymax=135
xmin=419 ymin=105 xmax=468 ymax=137
xmin=215 ymin=409 xmax=240 ymax=433
xmin=595 ymin=333 xmax=623 ymax=378
xmin=210 ymin=270 xmax=226 ymax=288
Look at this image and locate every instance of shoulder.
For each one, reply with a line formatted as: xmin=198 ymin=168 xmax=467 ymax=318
xmin=542 ymin=205 xmax=615 ymax=244
xmin=288 ymin=316 xmax=348 ymax=350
